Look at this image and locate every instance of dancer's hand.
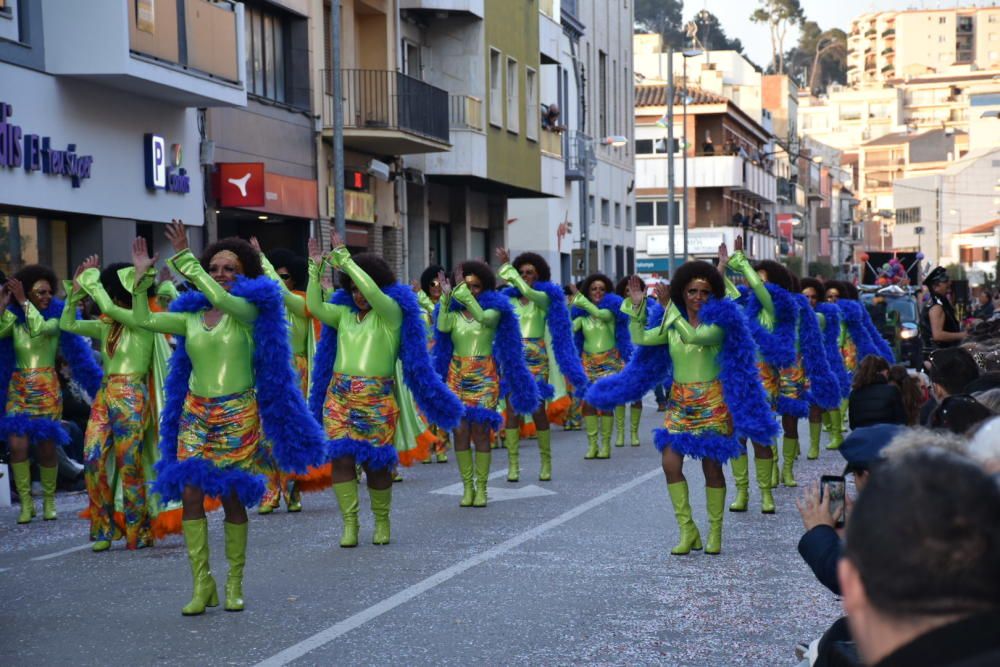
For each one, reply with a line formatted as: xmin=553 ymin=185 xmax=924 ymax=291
xmin=495 ymin=247 xmax=510 ymax=265
xmin=567 ymin=283 xmax=579 ymax=297
xmin=627 ymin=275 xmax=645 ymax=307
xmin=307 ymin=237 xmax=324 ymax=264
xmin=653 ymin=282 xmax=670 ymax=306
xmin=718 ymin=241 xmax=729 ymax=271
xmin=132 ymin=237 xmax=158 ymax=277
xmin=410 ymin=279 xmax=421 ymax=293
xmin=249 ymin=236 xmax=262 ymax=253
xmin=437 ymin=271 xmax=452 ymax=296
xmin=0 ymin=286 xmax=10 ymax=311
xmin=734 ymin=234 xmax=744 ymax=254
xmin=73 ymin=255 xmax=100 ymax=291
xmin=330 ymin=231 xmax=345 ymax=250
xmin=5 ymin=278 xmax=26 ymax=306
xmin=165 ymin=219 xmax=188 ymax=253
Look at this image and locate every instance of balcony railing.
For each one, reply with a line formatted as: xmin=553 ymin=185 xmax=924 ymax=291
xmin=540 ymin=129 xmax=562 ymax=157
xmin=322 ymin=69 xmax=449 ymax=144
xmin=565 ymin=130 xmax=593 ymax=181
xmin=128 ymin=0 xmax=240 ymax=83
xmin=449 ymin=95 xmax=483 ymax=131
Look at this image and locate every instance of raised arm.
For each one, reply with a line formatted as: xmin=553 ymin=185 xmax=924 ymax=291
xmin=728 ymin=249 xmax=773 ymax=316
xmin=5 ymin=278 xmax=58 ymax=338
xmin=130 ymin=237 xmax=187 ymax=336
xmin=497 ymin=261 xmax=549 ymax=311
xmin=571 ymin=293 xmax=614 ymax=322
xmin=256 ymin=245 xmax=307 ymax=318
xmin=328 ymin=245 xmax=402 ymax=326
xmin=78 ymin=267 xmax=144 ymax=328
xmin=452 ymin=282 xmax=500 ymax=328
xmin=305 ymin=237 xmax=345 ymax=328
xmin=668 ymin=302 xmax=724 ymax=346
xmin=59 ymin=278 xmax=103 ymax=339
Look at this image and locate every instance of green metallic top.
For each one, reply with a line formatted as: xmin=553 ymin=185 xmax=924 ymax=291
xmin=571 ymin=293 xmax=616 ymax=354
xmin=416 ymin=290 xmax=436 ymax=335
xmin=260 ymin=253 xmax=309 ymax=358
xmin=133 ymin=249 xmax=258 ymax=398
xmin=498 ymin=262 xmax=549 ymax=339
xmin=436 ymin=282 xmax=499 ymax=358
xmin=728 ymin=251 xmax=774 ymax=331
xmin=0 ymin=301 xmax=60 ymax=370
xmin=306 ymin=247 xmax=401 ymax=379
xmin=839 ymin=320 xmax=848 ymax=347
xmin=59 ymin=268 xmax=154 ymax=376
xmin=624 ymin=299 xmax=723 ymax=384
xmin=817 ymin=311 xmax=826 ymax=331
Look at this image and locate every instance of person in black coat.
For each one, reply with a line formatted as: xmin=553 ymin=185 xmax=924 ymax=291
xmin=848 ymin=355 xmax=906 ymax=429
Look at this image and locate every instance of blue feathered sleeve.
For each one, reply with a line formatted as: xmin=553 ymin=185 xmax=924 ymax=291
xmin=743 ymin=284 xmax=798 ymax=369
xmin=817 ymin=303 xmax=851 ymax=397
xmin=534 ymin=281 xmax=589 ymax=393
xmin=585 ymin=303 xmax=671 ymax=409
xmin=479 ymin=291 xmax=539 ymax=415
xmin=794 ymin=295 xmax=841 ymax=410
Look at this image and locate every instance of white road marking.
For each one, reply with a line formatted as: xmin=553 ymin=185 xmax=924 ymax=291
xmin=431 ymin=482 xmax=556 ymax=502
xmin=254 ymin=466 xmax=662 ymax=667
xmin=30 ymin=543 xmax=91 ymax=562
xmin=0 ymin=567 xmax=9 ymax=573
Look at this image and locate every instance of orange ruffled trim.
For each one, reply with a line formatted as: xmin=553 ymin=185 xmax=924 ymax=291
xmin=397 ymin=430 xmax=434 ymax=467
xmin=291 ymin=463 xmax=333 ymax=493
xmin=77 ymin=497 xmax=223 ymax=538
xmin=546 ymin=395 xmax=572 ymax=425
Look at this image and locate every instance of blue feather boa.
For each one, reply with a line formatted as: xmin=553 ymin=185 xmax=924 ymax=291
xmin=308 ymin=284 xmax=463 ymax=470
xmin=0 ymin=298 xmax=102 ymax=445
xmin=742 ymin=283 xmax=798 ymax=369
xmin=432 ymin=290 xmax=539 ymax=424
xmin=502 ymin=280 xmax=589 ymax=397
xmin=838 ymin=300 xmax=893 ymax=364
xmin=859 ymin=302 xmax=896 ymax=361
xmin=572 ymin=293 xmax=633 ymax=362
xmin=817 ymin=303 xmax=851 ymax=397
xmin=587 ymin=297 xmax=778 ymax=462
xmin=793 ymin=294 xmax=841 ymax=411
xmin=155 ymin=276 xmax=328 ymax=505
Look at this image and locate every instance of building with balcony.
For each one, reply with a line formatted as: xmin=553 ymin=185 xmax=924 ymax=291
xmin=506 ymin=0 xmax=636 ymax=283
xmin=0 ymin=0 xmax=247 ymax=274
xmin=632 ymin=82 xmax=779 ymax=276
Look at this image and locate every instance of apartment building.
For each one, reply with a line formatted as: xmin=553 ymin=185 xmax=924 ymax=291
xmin=506 ymin=0 xmax=636 ymax=283
xmin=0 ymin=0 xmax=247 ymax=274
xmin=848 ymin=6 xmax=1000 ymax=87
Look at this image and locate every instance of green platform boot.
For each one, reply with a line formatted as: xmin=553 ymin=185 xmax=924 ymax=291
xmin=728 ymin=454 xmax=749 ymax=512
xmin=755 ymin=457 xmax=776 ymax=514
xmin=821 ymin=410 xmax=832 ymax=433
xmin=808 ymin=422 xmax=821 ymax=460
xmin=456 ymin=450 xmax=475 ymax=507
xmin=370 ymin=487 xmax=392 ymax=545
xmin=473 ymin=451 xmax=491 ymax=507
xmin=11 ymin=460 xmax=35 ymax=524
xmin=181 ymin=518 xmax=219 ymax=615
xmin=614 ymin=406 xmax=626 ymax=447
xmin=630 ymin=406 xmax=642 ymax=446
xmin=667 ymin=481 xmax=703 ymax=555
xmin=332 ymin=480 xmax=360 ymax=548
xmin=584 ymin=415 xmax=599 ymax=459
xmin=537 ymin=429 xmax=552 ymax=482
xmin=286 ymin=481 xmax=302 ymax=513
xmin=782 ymin=437 xmax=799 ymax=487
xmin=827 ymin=409 xmax=844 ymax=450
xmin=769 ymin=444 xmax=780 ymax=489
xmin=39 ymin=465 xmax=58 ymax=520
xmin=597 ymin=415 xmax=613 ymax=459
xmin=704 ymin=487 xmax=726 ymax=555
xmin=223 ymin=521 xmax=247 ymax=611
xmin=505 ymin=428 xmax=520 ymax=482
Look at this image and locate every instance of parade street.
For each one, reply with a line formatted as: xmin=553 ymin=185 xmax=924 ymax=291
xmin=1 ymin=407 xmax=841 ymax=667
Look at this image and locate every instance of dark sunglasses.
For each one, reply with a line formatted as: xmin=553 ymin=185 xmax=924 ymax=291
xmin=278 ymin=273 xmax=292 ymax=280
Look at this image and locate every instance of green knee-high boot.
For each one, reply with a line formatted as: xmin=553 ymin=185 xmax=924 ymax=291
xmin=473 ymin=451 xmax=491 ymax=507
xmin=769 ymin=444 xmax=779 ymax=488
xmin=821 ymin=410 xmax=832 ymax=433
xmin=537 ymin=430 xmax=552 ymax=481
xmin=808 ymin=422 xmax=821 ymax=459
xmin=704 ymin=487 xmax=726 ymax=555
xmin=39 ymin=465 xmax=58 ymax=520
xmin=11 ymin=460 xmax=35 ymax=524
xmin=630 ymin=406 xmax=642 ymax=446
xmin=370 ymin=487 xmax=392 ymax=545
xmin=827 ymin=409 xmax=844 ymax=449
xmin=614 ymin=406 xmax=626 ymax=447
xmin=223 ymin=521 xmax=247 ymax=611
xmin=754 ymin=457 xmax=776 ymax=514
xmin=597 ymin=415 xmax=613 ymax=459
xmin=332 ymin=480 xmax=360 ymax=548
xmin=456 ymin=450 xmax=475 ymax=507
xmin=584 ymin=415 xmax=599 ymax=459
xmin=181 ymin=518 xmax=219 ymax=615
xmin=667 ymin=481 xmax=703 ymax=555
xmin=728 ymin=454 xmax=749 ymax=512
xmin=782 ymin=437 xmax=799 ymax=487
xmin=505 ymin=428 xmax=520 ymax=482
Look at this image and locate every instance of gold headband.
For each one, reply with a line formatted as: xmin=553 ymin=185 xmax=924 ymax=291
xmin=211 ymin=250 xmax=240 ymax=265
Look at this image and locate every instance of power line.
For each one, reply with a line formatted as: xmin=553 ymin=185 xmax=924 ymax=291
xmin=890 ymin=182 xmax=1000 ymax=199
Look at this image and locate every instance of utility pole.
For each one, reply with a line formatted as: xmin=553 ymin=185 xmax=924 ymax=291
xmin=682 ymin=53 xmax=689 ymax=260
xmin=667 ymin=47 xmax=676 ymax=278
xmin=330 ymin=0 xmax=345 ymax=239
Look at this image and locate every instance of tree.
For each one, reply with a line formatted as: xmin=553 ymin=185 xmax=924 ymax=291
xmin=692 ymin=9 xmax=744 ymax=54
xmin=786 ymin=21 xmax=847 ymax=94
xmin=750 ymin=0 xmax=805 ymax=74
xmin=634 ymin=0 xmax=687 ymax=49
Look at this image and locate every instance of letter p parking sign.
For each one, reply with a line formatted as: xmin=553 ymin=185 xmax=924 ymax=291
xmin=144 ymin=133 xmax=166 ymax=190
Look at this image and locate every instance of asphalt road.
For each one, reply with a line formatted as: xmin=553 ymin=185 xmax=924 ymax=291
xmin=0 ymin=403 xmax=843 ymax=666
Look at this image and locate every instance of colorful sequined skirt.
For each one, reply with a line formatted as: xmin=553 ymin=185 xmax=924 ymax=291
xmin=293 ymin=354 xmax=308 ymax=397
xmin=324 ymin=373 xmax=399 ymax=450
xmin=0 ymin=367 xmax=68 ymax=445
xmin=780 ymin=355 xmax=808 ymax=402
xmin=524 ymin=337 xmax=550 ymax=382
xmin=842 ymin=338 xmax=858 ymax=374
xmin=447 ymin=355 xmax=500 ymax=411
xmin=582 ymin=348 xmax=624 ymax=383
xmin=177 ymin=389 xmax=271 ymax=474
xmin=654 ymin=379 xmax=741 ymax=463
xmin=756 ymin=360 xmax=780 ymax=407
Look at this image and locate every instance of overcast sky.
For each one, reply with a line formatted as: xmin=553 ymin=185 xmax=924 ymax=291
xmin=687 ymin=0 xmax=996 ymax=69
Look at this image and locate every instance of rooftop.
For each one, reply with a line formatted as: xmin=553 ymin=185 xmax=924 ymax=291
xmin=956 ymin=219 xmax=1000 ymax=236
xmin=862 ymin=128 xmax=965 ymax=147
xmin=635 ymin=84 xmax=729 ymax=107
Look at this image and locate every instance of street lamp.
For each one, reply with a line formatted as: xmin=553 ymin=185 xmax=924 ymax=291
xmin=601 ymin=135 xmax=628 ymax=147
xmin=949 ymin=208 xmax=963 ymax=267
xmin=680 ymin=48 xmax=702 ymax=260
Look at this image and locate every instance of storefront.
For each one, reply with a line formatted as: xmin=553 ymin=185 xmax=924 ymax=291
xmin=0 ymin=64 xmax=203 ymax=278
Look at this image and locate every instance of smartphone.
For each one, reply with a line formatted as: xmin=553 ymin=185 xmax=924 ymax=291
xmin=820 ymin=475 xmax=846 ymax=528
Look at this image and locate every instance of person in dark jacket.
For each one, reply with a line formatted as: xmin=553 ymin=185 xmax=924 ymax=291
xmin=840 ymin=450 xmax=1000 ymax=667
xmin=848 ymin=355 xmax=906 ymax=429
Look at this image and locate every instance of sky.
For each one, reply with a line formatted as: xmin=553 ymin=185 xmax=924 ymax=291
xmin=686 ymin=0 xmax=1000 ymax=69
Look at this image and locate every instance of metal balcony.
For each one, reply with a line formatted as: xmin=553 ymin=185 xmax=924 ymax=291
xmin=564 ymin=130 xmax=594 ymax=181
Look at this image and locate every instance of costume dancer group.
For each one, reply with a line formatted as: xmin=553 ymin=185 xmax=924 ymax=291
xmin=5 ymin=224 xmax=891 ymax=613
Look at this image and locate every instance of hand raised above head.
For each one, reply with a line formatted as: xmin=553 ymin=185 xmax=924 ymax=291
xmin=165 ymin=219 xmax=189 ymax=253
xmin=307 ymin=237 xmax=324 ymax=264
xmin=132 ymin=237 xmax=158 ymax=277
xmin=495 ymin=247 xmax=510 ymax=265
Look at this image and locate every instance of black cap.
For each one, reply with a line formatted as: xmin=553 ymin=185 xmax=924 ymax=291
xmin=839 ymin=424 xmax=903 ymax=474
xmin=923 ymin=266 xmax=949 ymax=287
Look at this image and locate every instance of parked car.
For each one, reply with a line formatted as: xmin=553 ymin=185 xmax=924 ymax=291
xmin=861 ymin=285 xmax=921 ymax=368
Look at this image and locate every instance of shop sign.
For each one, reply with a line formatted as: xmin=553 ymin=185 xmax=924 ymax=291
xmin=0 ymin=102 xmax=94 ymax=188
xmin=216 ymin=162 xmax=265 ymax=207
xmin=327 ymin=187 xmax=375 ymax=224
xmin=144 ymin=133 xmax=190 ymax=194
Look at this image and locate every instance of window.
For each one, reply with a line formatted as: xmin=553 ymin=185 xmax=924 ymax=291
xmin=598 ymin=50 xmax=608 ymax=140
xmin=402 ymin=40 xmax=421 ymax=78
xmin=895 ymin=207 xmax=921 ymax=225
xmin=938 ymin=16 xmax=947 ymax=24
xmin=636 ymin=200 xmax=680 ymax=227
xmin=990 ymin=14 xmax=998 ymax=24
xmin=525 ymin=67 xmax=538 ymax=141
xmin=489 ymin=48 xmax=502 ymax=127
xmin=614 ymin=203 xmax=621 ymax=229
xmin=506 ymin=57 xmax=519 ymax=133
xmin=636 ymin=201 xmax=654 ymax=226
xmin=601 ymin=198 xmax=610 ymax=226
xmin=635 ymin=138 xmax=673 ymax=154
xmin=589 ymin=195 xmax=595 ymax=228
xmin=245 ymin=5 xmax=286 ymax=103
xmin=626 ymin=205 xmax=632 ymax=231
xmin=635 ymin=139 xmax=654 ymax=154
